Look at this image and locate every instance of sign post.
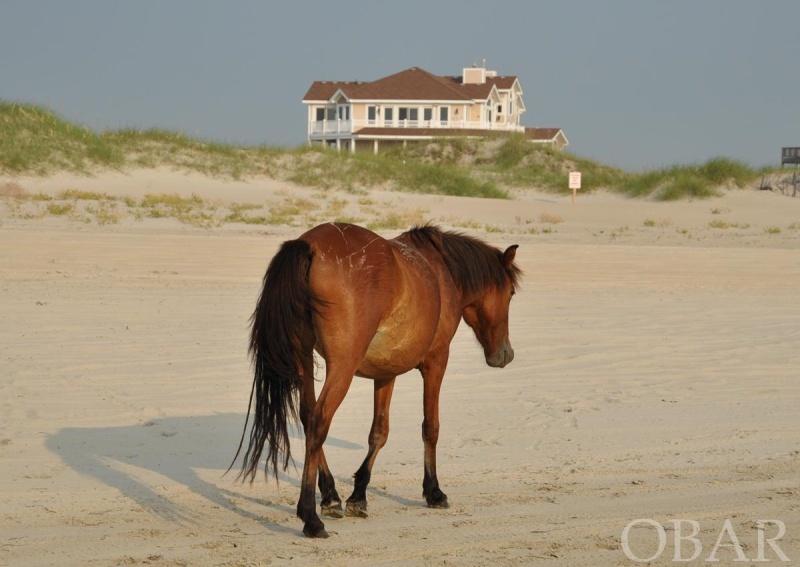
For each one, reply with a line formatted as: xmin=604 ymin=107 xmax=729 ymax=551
xmin=568 ymin=171 xmax=582 ymax=203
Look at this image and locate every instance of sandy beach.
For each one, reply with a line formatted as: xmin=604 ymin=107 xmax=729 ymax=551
xmin=2 ymin=169 xmax=799 ymax=566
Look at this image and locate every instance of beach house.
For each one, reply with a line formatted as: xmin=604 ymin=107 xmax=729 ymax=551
xmin=302 ymin=64 xmax=568 ymax=153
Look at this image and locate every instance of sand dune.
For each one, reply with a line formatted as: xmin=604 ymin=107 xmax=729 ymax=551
xmin=1 ymin=170 xmax=799 ymax=565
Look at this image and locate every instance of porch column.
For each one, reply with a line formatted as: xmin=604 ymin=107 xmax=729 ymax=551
xmin=306 ymin=105 xmax=312 ymax=144
xmin=373 ymin=140 xmax=379 ymax=154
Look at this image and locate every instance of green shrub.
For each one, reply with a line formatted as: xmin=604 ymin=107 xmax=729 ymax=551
xmin=698 ymin=157 xmax=755 ymax=187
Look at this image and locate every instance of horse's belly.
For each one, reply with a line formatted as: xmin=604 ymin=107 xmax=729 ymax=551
xmin=357 ymin=325 xmax=434 ymax=379
xmin=354 ymin=239 xmax=440 ymax=379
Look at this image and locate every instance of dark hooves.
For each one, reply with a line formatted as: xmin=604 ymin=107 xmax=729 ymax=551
xmin=302 ymin=519 xmax=329 ymax=538
xmin=345 ymin=500 xmax=369 ymax=518
xmin=303 ymin=526 xmax=329 ymax=538
xmin=425 ymin=489 xmax=449 ymax=509
xmin=321 ymin=503 xmax=344 ymax=519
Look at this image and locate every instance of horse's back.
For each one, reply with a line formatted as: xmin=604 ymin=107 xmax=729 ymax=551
xmin=300 ymin=221 xmax=394 ymax=311
xmin=299 ymin=223 xmax=442 ymax=378
xmin=300 ymin=222 xmax=388 ymax=259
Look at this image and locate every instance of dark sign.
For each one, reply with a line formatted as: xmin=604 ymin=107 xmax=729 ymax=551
xmin=782 ymin=147 xmax=800 ymax=165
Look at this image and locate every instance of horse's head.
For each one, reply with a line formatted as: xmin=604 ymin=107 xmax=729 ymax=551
xmin=461 ymin=245 xmax=519 ymax=368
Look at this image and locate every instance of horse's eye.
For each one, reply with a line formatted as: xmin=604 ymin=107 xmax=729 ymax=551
xmin=510 ymin=288 xmax=516 ymax=297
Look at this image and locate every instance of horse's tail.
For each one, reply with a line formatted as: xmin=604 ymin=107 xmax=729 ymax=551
xmin=230 ymin=239 xmax=322 ymax=483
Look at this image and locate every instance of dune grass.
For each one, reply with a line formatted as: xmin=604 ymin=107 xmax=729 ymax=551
xmin=0 ymin=102 xmax=125 ymax=174
xmin=620 ymin=157 xmax=760 ymax=200
xmin=1 ymin=100 xmax=770 ymax=200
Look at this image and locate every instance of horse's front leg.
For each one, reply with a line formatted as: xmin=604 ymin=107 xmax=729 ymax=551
xmin=346 ymin=376 xmax=396 ymax=518
xmin=420 ymin=357 xmax=449 ymax=509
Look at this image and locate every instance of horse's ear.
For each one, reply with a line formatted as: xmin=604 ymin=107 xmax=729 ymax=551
xmin=502 ymin=245 xmax=518 ymax=268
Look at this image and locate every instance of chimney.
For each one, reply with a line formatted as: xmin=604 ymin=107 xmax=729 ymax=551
xmin=463 ymin=58 xmax=497 ymax=84
xmin=463 ymin=60 xmax=486 ymax=85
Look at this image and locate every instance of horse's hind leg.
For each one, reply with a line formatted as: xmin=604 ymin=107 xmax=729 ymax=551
xmin=297 ymin=362 xmax=355 ymax=538
xmin=346 ymin=377 xmax=396 ymax=518
xmin=318 ymin=451 xmax=343 ymax=518
xmin=298 ymin=363 xmax=343 ymax=519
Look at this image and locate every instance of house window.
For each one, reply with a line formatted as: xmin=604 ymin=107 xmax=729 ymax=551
xmin=439 ymin=107 xmax=449 ymax=123
xmin=338 ymin=106 xmax=350 ymax=120
xmin=423 ymin=108 xmax=433 ymax=122
xmin=384 ymin=107 xmax=394 ymax=125
xmin=316 ymin=108 xmax=325 ymax=121
xmin=367 ymin=106 xmax=377 ymax=122
xmin=398 ymin=107 xmax=418 ymax=122
xmin=497 ymin=104 xmax=503 ymax=114
xmin=326 ymin=108 xmax=336 ymax=120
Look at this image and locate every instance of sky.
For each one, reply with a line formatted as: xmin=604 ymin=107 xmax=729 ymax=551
xmin=1 ymin=1 xmax=798 ymax=171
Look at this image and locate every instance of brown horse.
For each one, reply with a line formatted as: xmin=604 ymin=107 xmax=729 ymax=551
xmin=233 ymin=222 xmax=521 ymax=538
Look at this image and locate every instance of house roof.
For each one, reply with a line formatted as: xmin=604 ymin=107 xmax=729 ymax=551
xmin=525 ymin=128 xmax=569 ymax=147
xmin=525 ymin=128 xmax=564 ymax=141
xmin=303 ymin=67 xmax=519 ymax=103
xmin=447 ymin=74 xmax=519 ymax=90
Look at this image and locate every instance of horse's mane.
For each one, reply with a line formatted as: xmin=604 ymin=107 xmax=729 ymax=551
xmin=404 ymin=225 xmax=521 ymax=295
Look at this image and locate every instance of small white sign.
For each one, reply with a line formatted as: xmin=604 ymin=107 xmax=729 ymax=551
xmin=569 ymin=171 xmax=582 ymax=190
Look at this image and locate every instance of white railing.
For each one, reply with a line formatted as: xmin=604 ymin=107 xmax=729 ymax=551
xmin=310 ymin=119 xmax=352 ymax=135
xmin=309 ymin=118 xmax=523 ymax=136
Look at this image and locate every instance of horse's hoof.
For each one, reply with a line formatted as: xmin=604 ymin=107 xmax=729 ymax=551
xmin=302 ymin=519 xmax=329 ymax=538
xmin=345 ymin=500 xmax=369 ymax=518
xmin=425 ymin=490 xmax=449 ymax=509
xmin=321 ymin=503 xmax=344 ymax=519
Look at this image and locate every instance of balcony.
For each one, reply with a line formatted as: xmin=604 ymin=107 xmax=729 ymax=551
xmin=308 ymin=118 xmax=524 ymax=137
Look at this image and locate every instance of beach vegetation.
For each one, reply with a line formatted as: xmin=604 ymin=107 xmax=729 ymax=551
xmin=366 ymin=208 xmax=428 ymax=230
xmin=46 ymin=202 xmax=74 ymax=216
xmin=708 ymin=219 xmax=750 ymax=229
xmin=1 ymin=100 xmax=768 ymax=201
xmin=539 ymin=212 xmax=563 ymax=224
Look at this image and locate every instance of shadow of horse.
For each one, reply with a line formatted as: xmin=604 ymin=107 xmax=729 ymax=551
xmin=45 ymin=413 xmax=365 ymax=533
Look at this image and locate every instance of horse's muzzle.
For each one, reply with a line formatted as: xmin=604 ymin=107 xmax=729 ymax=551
xmin=486 ymin=344 xmax=514 ymax=368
